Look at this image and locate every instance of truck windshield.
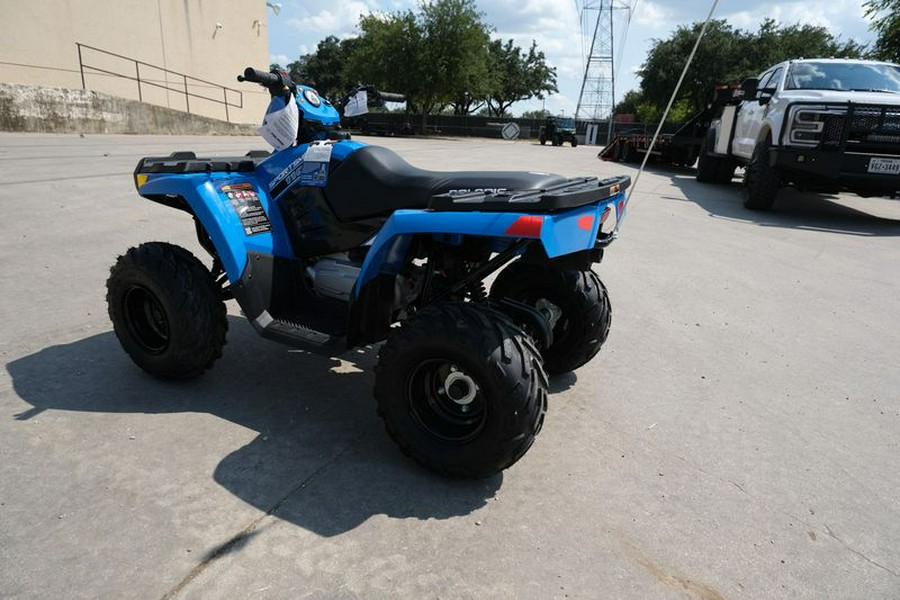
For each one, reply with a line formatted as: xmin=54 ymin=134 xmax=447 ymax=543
xmin=785 ymin=62 xmax=900 ymax=93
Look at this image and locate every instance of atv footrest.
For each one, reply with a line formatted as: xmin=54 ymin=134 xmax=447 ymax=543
xmin=135 ymin=151 xmax=271 ymax=175
xmin=427 ymin=175 xmax=630 ymax=213
xmin=253 ymin=310 xmax=346 ymax=356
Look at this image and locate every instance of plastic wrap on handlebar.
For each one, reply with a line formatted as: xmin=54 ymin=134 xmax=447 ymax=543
xmin=378 ymin=92 xmax=406 ymax=103
xmin=238 ymin=67 xmax=280 ymax=86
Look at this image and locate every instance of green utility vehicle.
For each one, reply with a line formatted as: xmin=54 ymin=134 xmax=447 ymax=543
xmin=539 ymin=116 xmax=578 ymax=147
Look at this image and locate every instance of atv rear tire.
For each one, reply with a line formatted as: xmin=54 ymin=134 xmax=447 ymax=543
xmin=491 ymin=263 xmax=611 ymax=375
xmin=571 ymin=137 xmax=578 ymax=147
xmin=375 ymin=303 xmax=548 ymax=478
xmin=107 ymin=242 xmax=227 ymax=380
xmin=743 ymin=135 xmax=780 ymax=210
xmin=539 ymin=134 xmax=547 ymax=145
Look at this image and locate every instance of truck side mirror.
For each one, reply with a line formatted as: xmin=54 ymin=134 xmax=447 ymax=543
xmin=740 ymin=77 xmax=759 ymax=98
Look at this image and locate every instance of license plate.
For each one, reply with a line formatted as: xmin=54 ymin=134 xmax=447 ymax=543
xmin=868 ymin=157 xmax=900 ymax=175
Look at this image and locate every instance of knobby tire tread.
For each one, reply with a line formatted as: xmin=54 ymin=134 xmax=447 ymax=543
xmin=107 ymin=242 xmax=227 ymax=380
xmin=374 ymin=302 xmax=547 ymax=478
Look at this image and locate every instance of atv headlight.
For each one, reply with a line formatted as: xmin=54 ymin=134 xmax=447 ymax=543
xmin=788 ymin=106 xmax=845 ymax=147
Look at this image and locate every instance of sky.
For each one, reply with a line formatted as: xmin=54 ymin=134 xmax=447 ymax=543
xmin=266 ymin=0 xmax=878 ymax=117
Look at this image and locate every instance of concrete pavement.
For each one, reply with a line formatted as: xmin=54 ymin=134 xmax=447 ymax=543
xmin=1 ymin=132 xmax=899 ymax=599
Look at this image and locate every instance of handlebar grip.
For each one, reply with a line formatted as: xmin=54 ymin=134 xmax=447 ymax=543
xmin=378 ymin=92 xmax=406 ymax=103
xmin=237 ymin=67 xmax=280 ymax=86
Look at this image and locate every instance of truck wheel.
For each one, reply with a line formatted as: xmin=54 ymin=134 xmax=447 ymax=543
xmin=539 ymin=134 xmax=546 ymax=145
xmin=696 ymin=135 xmax=722 ymax=183
xmin=491 ymin=263 xmax=611 ymax=375
xmin=715 ymin=158 xmax=737 ymax=184
xmin=375 ymin=303 xmax=547 ymax=478
xmin=743 ymin=135 xmax=780 ymax=210
xmin=571 ymin=137 xmax=578 ymax=148
xmin=107 ymin=242 xmax=227 ymax=380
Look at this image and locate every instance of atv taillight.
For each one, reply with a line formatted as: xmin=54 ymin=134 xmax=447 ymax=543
xmin=504 ymin=215 xmax=543 ymax=238
xmin=600 ymin=205 xmax=617 ymax=235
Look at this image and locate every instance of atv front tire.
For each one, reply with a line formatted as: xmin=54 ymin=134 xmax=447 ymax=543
xmin=107 ymin=242 xmax=227 ymax=379
xmin=375 ymin=303 xmax=548 ymax=478
xmin=491 ymin=263 xmax=611 ymax=375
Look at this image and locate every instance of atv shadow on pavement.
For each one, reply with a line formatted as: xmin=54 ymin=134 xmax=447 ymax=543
xmin=7 ymin=316 xmax=501 ymax=537
xmin=649 ymin=163 xmax=900 ymax=237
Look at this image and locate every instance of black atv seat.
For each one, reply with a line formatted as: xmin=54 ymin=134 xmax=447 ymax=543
xmin=324 ymin=145 xmax=569 ymax=221
xmin=135 ymin=151 xmax=271 ymax=174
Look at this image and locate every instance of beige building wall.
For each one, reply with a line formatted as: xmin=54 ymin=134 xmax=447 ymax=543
xmin=0 ymin=0 xmax=271 ymax=124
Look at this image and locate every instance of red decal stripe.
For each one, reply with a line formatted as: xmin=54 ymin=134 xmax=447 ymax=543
xmin=504 ymin=215 xmax=543 ymax=237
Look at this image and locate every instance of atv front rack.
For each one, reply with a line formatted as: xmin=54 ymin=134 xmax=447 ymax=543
xmin=135 ymin=150 xmax=271 ymax=175
xmin=428 ymin=175 xmax=630 ymax=213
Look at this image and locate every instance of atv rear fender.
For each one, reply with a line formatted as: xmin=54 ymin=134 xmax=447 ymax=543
xmin=347 ymin=175 xmax=630 ymax=345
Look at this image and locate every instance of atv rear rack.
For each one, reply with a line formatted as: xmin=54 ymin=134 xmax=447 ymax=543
xmin=428 ymin=175 xmax=630 ymax=213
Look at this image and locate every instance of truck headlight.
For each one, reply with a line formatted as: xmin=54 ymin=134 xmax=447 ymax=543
xmin=788 ymin=106 xmax=845 ymax=147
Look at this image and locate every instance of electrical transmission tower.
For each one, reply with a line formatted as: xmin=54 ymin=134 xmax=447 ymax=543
xmin=575 ymin=1 xmax=630 ymax=140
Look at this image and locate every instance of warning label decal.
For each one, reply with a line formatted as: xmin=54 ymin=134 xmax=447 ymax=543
xmin=220 ymin=183 xmax=272 ymax=236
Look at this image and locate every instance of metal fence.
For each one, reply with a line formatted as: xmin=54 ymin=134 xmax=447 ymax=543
xmin=75 ymin=42 xmax=243 ymax=122
xmin=350 ymin=112 xmax=676 ymax=142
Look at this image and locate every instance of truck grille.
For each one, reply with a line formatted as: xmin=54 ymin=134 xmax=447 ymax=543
xmin=821 ymin=105 xmax=900 ymax=155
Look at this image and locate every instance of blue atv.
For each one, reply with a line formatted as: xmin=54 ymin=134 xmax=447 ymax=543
xmin=106 ymin=68 xmax=630 ymax=478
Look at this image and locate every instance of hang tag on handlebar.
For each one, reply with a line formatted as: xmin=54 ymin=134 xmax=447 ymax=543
xmin=344 ymin=88 xmax=368 ymax=117
xmin=258 ymin=93 xmax=299 ymax=150
xmin=297 ymin=141 xmax=332 ymax=187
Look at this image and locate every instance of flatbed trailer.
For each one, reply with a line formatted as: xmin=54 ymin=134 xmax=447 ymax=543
xmin=599 ymin=85 xmax=740 ymax=166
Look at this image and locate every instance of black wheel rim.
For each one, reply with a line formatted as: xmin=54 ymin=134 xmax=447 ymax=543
xmin=407 ymin=360 xmax=486 ymax=443
xmin=122 ymin=285 xmax=169 ymax=354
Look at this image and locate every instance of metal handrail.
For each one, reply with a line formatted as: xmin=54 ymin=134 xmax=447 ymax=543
xmin=76 ymin=42 xmax=243 ymax=122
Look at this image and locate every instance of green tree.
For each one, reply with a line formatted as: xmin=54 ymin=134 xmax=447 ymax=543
xmin=865 ymin=0 xmax=900 ymax=62
xmin=347 ymin=0 xmax=491 ymax=128
xmin=638 ymin=19 xmax=865 ymax=119
xmin=740 ymin=19 xmax=865 ymax=75
xmin=639 ymin=20 xmax=749 ymax=118
xmin=421 ymin=0 xmax=491 ymax=118
xmin=485 ymin=39 xmax=557 ymax=117
xmin=349 ymin=10 xmax=422 ymax=99
xmin=613 ymin=90 xmax=643 ymax=115
xmin=520 ymin=108 xmax=550 ymax=119
xmin=284 ymin=36 xmax=360 ymax=102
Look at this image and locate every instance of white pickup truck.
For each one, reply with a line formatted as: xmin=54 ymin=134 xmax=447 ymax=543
xmin=697 ymin=58 xmax=900 ymax=210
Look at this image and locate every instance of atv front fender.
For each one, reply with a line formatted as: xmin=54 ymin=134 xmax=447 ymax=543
xmin=136 ymin=173 xmax=290 ymax=281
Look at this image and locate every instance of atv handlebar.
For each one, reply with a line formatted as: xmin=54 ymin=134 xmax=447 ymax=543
xmin=238 ymin=67 xmax=297 ymax=98
xmin=377 ymin=91 xmax=405 ymax=103
xmin=237 ymin=67 xmax=280 ymax=86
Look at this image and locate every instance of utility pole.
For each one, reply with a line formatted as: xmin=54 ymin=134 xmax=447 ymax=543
xmin=575 ymin=1 xmax=629 ymax=144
